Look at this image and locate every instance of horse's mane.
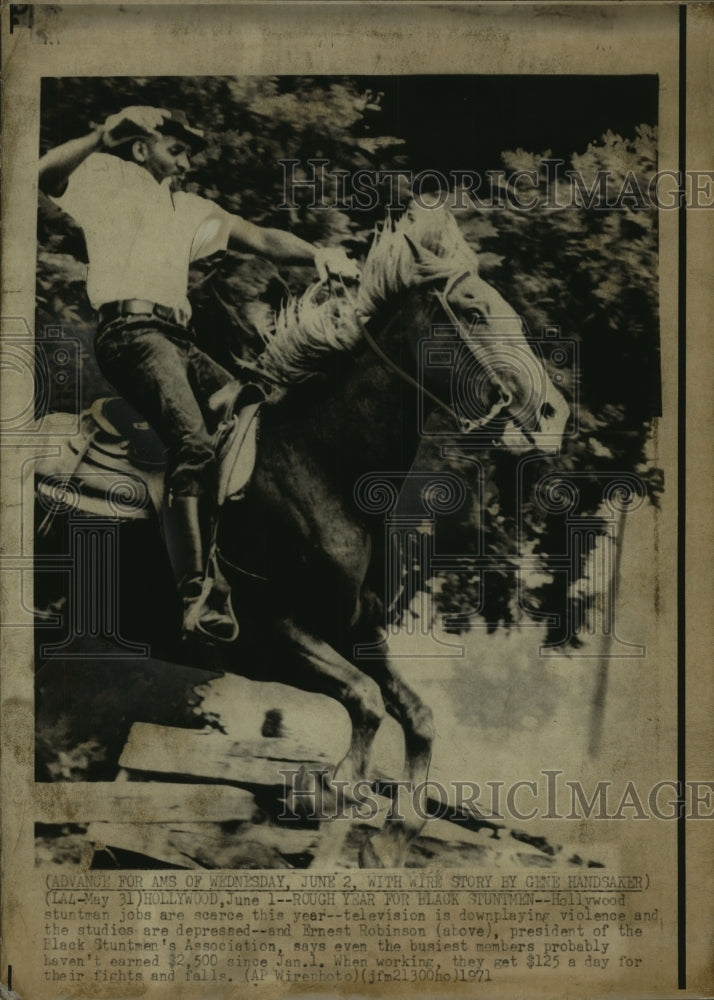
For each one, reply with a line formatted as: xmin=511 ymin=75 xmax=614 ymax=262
xmin=251 ymin=202 xmax=480 ymax=389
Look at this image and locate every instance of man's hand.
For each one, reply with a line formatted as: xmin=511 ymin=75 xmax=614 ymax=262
xmin=314 ymin=247 xmax=361 ymax=283
xmin=101 ymin=106 xmax=170 ymax=149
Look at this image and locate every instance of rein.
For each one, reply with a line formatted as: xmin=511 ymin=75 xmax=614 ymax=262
xmin=338 ymin=273 xmax=513 ymax=435
xmin=353 ymin=309 xmax=465 ymax=429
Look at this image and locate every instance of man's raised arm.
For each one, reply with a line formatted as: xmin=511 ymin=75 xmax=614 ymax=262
xmin=39 ymin=129 xmax=104 ymax=197
xmin=38 ymin=106 xmax=169 ymax=197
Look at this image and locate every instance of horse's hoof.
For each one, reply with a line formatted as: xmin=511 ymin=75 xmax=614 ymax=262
xmin=358 ymin=830 xmax=408 ymax=869
xmin=358 ymin=835 xmax=385 ymax=869
xmin=286 ymin=764 xmax=335 ymax=822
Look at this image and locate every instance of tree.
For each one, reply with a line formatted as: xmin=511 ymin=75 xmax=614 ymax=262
xmin=37 ymin=75 xmax=406 ymax=403
xmin=37 ymin=78 xmax=661 ymax=646
xmin=415 ymin=127 xmax=662 ymax=646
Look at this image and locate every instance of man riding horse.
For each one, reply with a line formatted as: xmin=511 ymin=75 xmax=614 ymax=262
xmin=38 ymin=105 xmax=359 ymax=644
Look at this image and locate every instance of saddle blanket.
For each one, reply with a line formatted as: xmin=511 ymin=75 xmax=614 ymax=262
xmin=34 ymin=395 xmax=261 ymax=523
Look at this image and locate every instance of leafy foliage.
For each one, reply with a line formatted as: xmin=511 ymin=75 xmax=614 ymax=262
xmin=37 ymin=78 xmax=661 ymax=647
xmin=415 ymin=127 xmax=662 ymax=645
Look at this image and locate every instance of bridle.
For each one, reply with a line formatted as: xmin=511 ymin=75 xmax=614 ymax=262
xmin=342 ymin=267 xmax=515 ymax=434
xmin=433 ymin=269 xmax=514 ymax=430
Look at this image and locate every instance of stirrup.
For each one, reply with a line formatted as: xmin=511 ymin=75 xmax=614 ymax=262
xmin=196 ymin=605 xmax=239 ymax=644
xmin=182 ymin=586 xmax=239 ymax=644
xmin=181 ymin=562 xmax=239 ymax=645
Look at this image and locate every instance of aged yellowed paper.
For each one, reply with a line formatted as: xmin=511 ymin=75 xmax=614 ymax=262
xmin=1 ymin=3 xmax=712 ymax=999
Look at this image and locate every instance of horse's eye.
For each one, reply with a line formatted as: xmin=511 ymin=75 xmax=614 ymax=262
xmin=540 ymin=402 xmax=555 ymax=420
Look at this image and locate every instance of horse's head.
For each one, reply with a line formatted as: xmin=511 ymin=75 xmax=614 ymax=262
xmin=428 ymin=262 xmax=571 ymax=453
xmin=358 ymin=200 xmax=571 ymax=454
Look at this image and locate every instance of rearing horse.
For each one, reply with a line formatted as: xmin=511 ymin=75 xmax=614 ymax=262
xmin=211 ymin=201 xmax=570 ymax=866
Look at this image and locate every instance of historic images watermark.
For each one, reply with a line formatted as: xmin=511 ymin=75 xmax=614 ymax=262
xmin=351 ymin=311 xmax=645 ymax=661
xmin=279 ymin=769 xmax=714 ymax=824
xmin=0 ymin=316 xmax=150 ymax=654
xmin=279 ymin=159 xmax=714 ymax=212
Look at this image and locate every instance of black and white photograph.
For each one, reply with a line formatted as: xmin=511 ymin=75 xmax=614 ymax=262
xmin=1 ymin=4 xmax=712 ymax=999
xmin=32 ymin=71 xmax=665 ymax=867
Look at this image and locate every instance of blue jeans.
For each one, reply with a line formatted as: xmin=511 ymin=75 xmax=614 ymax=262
xmin=95 ymin=317 xmax=233 ymax=498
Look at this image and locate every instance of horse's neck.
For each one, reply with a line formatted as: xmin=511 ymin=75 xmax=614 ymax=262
xmin=337 ymin=343 xmax=423 ymax=470
xmin=264 ymin=326 xmax=425 ymax=482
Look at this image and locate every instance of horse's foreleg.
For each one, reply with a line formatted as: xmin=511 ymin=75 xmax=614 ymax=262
xmin=356 ymin=641 xmax=435 ymax=867
xmin=278 ymin=619 xmax=385 ymax=790
xmin=276 ymin=619 xmax=386 ymax=869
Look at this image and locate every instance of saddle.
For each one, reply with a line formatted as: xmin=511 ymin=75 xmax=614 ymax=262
xmin=35 ymin=386 xmax=263 ymax=525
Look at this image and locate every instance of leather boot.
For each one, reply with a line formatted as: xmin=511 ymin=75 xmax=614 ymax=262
xmin=164 ymin=495 xmax=239 ymax=643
